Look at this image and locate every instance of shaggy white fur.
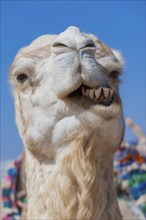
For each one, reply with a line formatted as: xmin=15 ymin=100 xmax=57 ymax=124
xmin=10 ymin=26 xmax=125 ymax=219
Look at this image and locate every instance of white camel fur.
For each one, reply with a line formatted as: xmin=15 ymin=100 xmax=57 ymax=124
xmin=10 ymin=26 xmax=125 ymax=220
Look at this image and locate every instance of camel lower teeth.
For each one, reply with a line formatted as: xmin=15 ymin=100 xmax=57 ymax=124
xmin=89 ymin=89 xmax=94 ymax=99
xmin=103 ymin=88 xmax=110 ymax=98
xmin=81 ymin=86 xmax=114 ymax=104
xmin=95 ymin=88 xmax=101 ymax=100
xmin=81 ymin=87 xmax=86 ymax=96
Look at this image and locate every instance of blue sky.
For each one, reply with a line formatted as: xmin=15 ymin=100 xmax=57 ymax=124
xmin=1 ymin=1 xmax=145 ymax=160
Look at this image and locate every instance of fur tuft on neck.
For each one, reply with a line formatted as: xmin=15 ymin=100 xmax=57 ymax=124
xmin=25 ymin=130 xmax=122 ymax=220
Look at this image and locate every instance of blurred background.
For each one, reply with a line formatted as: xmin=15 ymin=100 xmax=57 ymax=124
xmin=1 ymin=2 xmax=146 ymax=219
xmin=1 ymin=1 xmax=145 ymax=160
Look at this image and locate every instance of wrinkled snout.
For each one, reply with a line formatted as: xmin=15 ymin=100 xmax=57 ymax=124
xmin=52 ymin=26 xmax=96 ymax=57
xmin=51 ymin=26 xmax=109 ymax=99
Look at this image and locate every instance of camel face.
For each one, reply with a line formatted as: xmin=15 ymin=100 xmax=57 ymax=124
xmin=50 ymin=26 xmax=123 ymax=119
xmin=10 ymin=26 xmax=124 ymax=158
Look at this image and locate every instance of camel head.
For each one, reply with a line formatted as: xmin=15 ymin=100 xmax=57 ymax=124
xmin=10 ymin=26 xmax=124 ymax=160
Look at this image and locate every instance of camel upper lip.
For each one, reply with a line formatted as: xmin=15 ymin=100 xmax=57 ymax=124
xmin=68 ymin=85 xmax=114 ymax=106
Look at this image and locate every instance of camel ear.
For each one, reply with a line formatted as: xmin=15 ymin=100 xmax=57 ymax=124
xmin=112 ymin=49 xmax=125 ymax=68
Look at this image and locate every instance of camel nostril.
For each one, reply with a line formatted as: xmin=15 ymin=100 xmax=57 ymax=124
xmin=53 ymin=42 xmax=68 ymax=48
xmin=51 ymin=40 xmax=70 ymax=55
xmin=84 ymin=42 xmax=95 ymax=48
xmin=79 ymin=41 xmax=96 ymax=52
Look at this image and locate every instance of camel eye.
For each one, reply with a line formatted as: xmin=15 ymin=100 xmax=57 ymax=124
xmin=109 ymin=71 xmax=119 ymax=79
xmin=17 ymin=73 xmax=28 ymax=83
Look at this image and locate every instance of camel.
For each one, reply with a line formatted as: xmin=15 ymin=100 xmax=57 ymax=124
xmin=10 ymin=26 xmax=125 ymax=220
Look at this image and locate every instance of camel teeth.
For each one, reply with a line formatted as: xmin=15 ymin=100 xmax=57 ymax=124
xmin=82 ymin=86 xmax=114 ymax=102
xmin=103 ymin=88 xmax=110 ymax=98
xmin=85 ymin=89 xmax=90 ymax=97
xmin=109 ymin=88 xmax=114 ymax=98
xmin=81 ymin=87 xmax=86 ymax=96
xmin=89 ymin=89 xmax=95 ymax=99
xmin=95 ymin=88 xmax=101 ymax=100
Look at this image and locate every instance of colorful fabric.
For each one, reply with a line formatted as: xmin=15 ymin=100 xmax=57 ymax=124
xmin=1 ymin=160 xmax=23 ymax=220
xmin=114 ymin=140 xmax=146 ymax=217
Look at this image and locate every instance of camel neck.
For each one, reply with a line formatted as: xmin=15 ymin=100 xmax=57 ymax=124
xmin=25 ymin=131 xmax=122 ymax=220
